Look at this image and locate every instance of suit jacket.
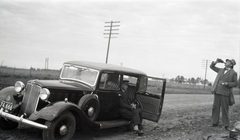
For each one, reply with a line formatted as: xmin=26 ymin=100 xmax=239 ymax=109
xmin=210 ymin=62 xmax=238 ymax=96
xmin=119 ymin=85 xmax=137 ymax=111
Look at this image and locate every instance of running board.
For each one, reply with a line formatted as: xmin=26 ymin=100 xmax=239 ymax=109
xmin=95 ymin=119 xmax=130 ymax=129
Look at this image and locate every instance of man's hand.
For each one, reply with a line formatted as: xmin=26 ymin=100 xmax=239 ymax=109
xmin=216 ymin=58 xmax=224 ymax=63
xmin=213 ymin=59 xmax=219 ymax=64
xmin=222 ymin=82 xmax=229 ymax=86
xmin=131 ymin=103 xmax=136 ymax=110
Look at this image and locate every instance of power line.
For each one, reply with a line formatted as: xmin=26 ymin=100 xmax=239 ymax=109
xmin=103 ymin=21 xmax=120 ymax=64
xmin=202 ymin=59 xmax=212 ymax=89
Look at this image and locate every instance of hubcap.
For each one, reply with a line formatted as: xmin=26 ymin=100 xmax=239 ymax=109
xmin=59 ymin=125 xmax=68 ymax=135
xmin=88 ymin=107 xmax=94 ymax=117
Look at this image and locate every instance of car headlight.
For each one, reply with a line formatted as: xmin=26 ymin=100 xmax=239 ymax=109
xmin=14 ymin=81 xmax=25 ymax=93
xmin=39 ymin=88 xmax=50 ymax=101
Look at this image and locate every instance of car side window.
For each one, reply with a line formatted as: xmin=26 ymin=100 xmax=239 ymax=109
xmin=122 ymin=75 xmax=138 ymax=86
xmin=122 ymin=75 xmax=138 ymax=102
xmin=146 ymin=77 xmax=163 ymax=96
xmin=139 ymin=76 xmax=147 ymax=93
xmin=99 ymin=73 xmax=120 ymax=90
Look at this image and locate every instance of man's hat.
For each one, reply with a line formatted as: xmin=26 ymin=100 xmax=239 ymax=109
xmin=226 ymin=59 xmax=236 ymax=66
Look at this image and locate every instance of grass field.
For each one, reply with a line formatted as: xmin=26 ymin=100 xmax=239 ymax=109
xmin=165 ymin=82 xmax=240 ymax=95
xmin=0 ymin=67 xmax=60 ymax=89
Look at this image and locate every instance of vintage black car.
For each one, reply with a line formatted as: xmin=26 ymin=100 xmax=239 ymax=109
xmin=0 ymin=61 xmax=166 ymax=140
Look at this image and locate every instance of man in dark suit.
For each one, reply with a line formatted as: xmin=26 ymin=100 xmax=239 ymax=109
xmin=210 ymin=58 xmax=238 ymax=130
xmin=119 ymin=80 xmax=143 ymax=136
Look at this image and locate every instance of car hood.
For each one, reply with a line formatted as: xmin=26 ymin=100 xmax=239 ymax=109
xmin=30 ymin=80 xmax=94 ymax=91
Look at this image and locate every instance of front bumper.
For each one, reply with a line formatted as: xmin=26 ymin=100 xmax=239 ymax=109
xmin=0 ymin=108 xmax=48 ymax=129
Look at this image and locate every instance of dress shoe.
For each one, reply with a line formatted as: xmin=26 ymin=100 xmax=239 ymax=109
xmin=134 ymin=130 xmax=144 ymax=136
xmin=211 ymin=124 xmax=218 ymax=127
xmin=224 ymin=126 xmax=230 ymax=131
xmin=138 ymin=124 xmax=143 ymax=130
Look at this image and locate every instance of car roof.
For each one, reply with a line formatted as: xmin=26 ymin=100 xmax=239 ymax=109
xmin=64 ymin=61 xmax=147 ymax=76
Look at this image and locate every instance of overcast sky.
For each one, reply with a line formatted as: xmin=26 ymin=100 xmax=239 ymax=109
xmin=0 ymin=0 xmax=239 ymax=82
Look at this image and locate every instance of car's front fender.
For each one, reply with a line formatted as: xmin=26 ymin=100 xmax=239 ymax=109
xmin=0 ymin=86 xmax=22 ymax=112
xmin=0 ymin=86 xmax=18 ymax=102
xmin=29 ymin=101 xmax=81 ymax=121
xmin=29 ymin=101 xmax=101 ymax=129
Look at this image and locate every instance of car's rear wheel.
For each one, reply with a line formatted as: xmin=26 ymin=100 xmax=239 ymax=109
xmin=78 ymin=94 xmax=100 ymax=121
xmin=42 ymin=111 xmax=76 ymax=140
xmin=0 ymin=117 xmax=18 ymax=130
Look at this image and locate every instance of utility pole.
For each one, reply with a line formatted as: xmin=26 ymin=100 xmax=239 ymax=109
xmin=202 ymin=59 xmax=212 ymax=89
xmin=1 ymin=60 xmax=3 ymax=67
xmin=104 ymin=21 xmax=120 ymax=64
xmin=45 ymin=58 xmax=49 ymax=69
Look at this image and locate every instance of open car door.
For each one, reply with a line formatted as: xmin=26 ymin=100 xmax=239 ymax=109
xmin=136 ymin=76 xmax=166 ymax=122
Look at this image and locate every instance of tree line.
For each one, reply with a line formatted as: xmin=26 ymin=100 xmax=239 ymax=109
xmin=170 ymin=75 xmax=211 ymax=86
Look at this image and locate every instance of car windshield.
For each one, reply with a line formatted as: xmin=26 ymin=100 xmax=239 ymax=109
xmin=60 ymin=64 xmax=99 ymax=86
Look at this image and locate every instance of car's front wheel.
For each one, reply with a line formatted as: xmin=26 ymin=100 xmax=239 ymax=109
xmin=42 ymin=111 xmax=76 ymax=140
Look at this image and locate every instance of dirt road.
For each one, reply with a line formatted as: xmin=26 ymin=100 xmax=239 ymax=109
xmin=1 ymin=94 xmax=240 ymax=140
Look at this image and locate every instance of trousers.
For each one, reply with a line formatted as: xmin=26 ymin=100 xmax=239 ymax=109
xmin=119 ymin=108 xmax=141 ymax=125
xmin=212 ymin=94 xmax=229 ymax=126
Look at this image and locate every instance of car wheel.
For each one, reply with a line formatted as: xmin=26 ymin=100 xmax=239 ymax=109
xmin=42 ymin=111 xmax=76 ymax=140
xmin=78 ymin=94 xmax=100 ymax=121
xmin=0 ymin=117 xmax=18 ymax=130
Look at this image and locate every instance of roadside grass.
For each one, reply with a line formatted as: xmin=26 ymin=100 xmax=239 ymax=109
xmin=0 ymin=70 xmax=59 ymax=89
xmin=166 ymin=83 xmax=239 ymax=95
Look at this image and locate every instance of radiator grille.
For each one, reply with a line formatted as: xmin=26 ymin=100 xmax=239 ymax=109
xmin=19 ymin=83 xmax=40 ymax=116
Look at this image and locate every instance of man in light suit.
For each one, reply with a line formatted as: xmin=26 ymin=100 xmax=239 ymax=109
xmin=210 ymin=58 xmax=238 ymax=130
